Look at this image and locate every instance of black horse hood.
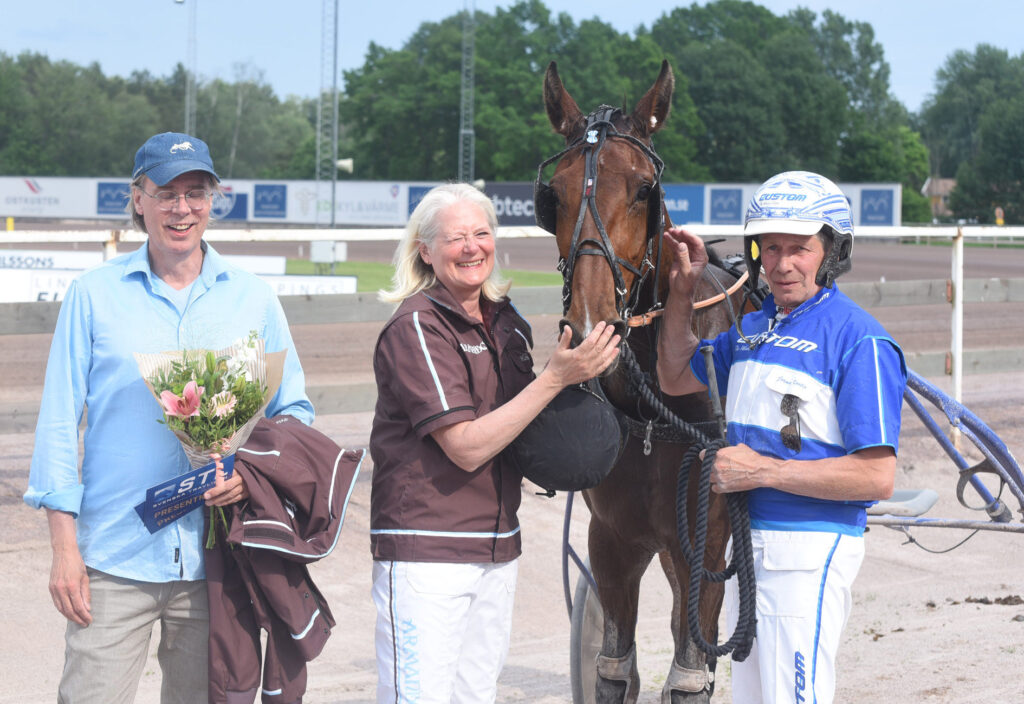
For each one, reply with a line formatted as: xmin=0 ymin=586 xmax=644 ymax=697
xmin=506 ymin=385 xmax=623 ymax=492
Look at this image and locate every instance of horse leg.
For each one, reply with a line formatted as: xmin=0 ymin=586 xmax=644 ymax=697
xmin=589 ymin=525 xmax=652 ymax=704
xmin=658 ymin=498 xmax=731 ymax=702
xmin=658 ymin=551 xmax=715 ymax=703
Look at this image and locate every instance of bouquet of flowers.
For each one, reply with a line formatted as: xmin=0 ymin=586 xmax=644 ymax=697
xmin=133 ymin=332 xmax=286 ymax=541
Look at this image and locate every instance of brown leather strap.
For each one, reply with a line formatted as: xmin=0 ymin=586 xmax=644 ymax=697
xmin=625 ymin=271 xmax=749 ymax=328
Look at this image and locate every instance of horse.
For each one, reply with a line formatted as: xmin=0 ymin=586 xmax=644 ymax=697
xmin=535 ymin=60 xmax=749 ymax=703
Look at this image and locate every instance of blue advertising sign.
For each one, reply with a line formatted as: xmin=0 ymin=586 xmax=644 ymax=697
xmin=860 ymin=189 xmax=894 ymax=225
xmin=211 ymin=189 xmax=248 ymax=221
xmin=663 ymin=184 xmax=705 ymax=224
xmin=408 ymin=186 xmax=432 ymax=217
xmin=96 ymin=181 xmax=130 ymax=216
xmin=710 ymin=188 xmax=744 ymax=225
xmin=486 ymin=183 xmax=535 ymax=226
xmin=254 ymin=184 xmax=287 ymax=218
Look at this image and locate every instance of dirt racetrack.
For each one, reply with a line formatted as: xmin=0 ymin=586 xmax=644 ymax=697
xmin=2 ymin=239 xmax=1023 ymax=702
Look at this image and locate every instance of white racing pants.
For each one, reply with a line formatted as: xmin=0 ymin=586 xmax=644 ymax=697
xmin=725 ymin=529 xmax=864 ymax=704
xmin=372 ymin=559 xmax=518 ymax=704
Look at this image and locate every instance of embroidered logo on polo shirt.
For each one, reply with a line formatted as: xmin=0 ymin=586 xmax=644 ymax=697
xmin=741 ymin=331 xmax=818 ymax=353
xmin=460 ymin=341 xmax=488 ymax=354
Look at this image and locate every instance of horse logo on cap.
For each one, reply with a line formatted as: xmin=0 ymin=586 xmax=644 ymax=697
xmin=170 ymin=141 xmax=195 ymax=154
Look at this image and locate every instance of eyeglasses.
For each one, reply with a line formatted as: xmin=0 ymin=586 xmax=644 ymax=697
xmin=440 ymin=231 xmax=493 ymax=248
xmin=780 ymin=393 xmax=801 ymax=451
xmin=139 ymin=188 xmax=212 ymax=211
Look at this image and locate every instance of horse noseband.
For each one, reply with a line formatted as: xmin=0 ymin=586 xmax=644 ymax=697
xmin=535 ymin=105 xmax=666 ymax=319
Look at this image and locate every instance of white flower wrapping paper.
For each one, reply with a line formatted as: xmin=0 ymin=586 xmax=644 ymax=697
xmin=134 ymin=338 xmax=287 ymax=469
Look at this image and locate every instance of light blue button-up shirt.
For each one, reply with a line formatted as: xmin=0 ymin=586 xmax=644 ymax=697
xmin=24 ymin=242 xmax=314 ymax=582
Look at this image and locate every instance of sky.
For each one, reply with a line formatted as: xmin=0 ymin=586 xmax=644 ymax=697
xmin=5 ymin=0 xmax=1023 ymax=115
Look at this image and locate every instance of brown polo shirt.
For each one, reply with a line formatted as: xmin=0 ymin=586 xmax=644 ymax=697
xmin=369 ymin=284 xmax=536 ymax=563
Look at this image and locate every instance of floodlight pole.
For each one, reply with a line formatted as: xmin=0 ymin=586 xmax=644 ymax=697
xmin=458 ymin=0 xmax=476 ymax=183
xmin=315 ymin=0 xmax=339 ymax=228
xmin=175 ymin=0 xmax=198 ymax=136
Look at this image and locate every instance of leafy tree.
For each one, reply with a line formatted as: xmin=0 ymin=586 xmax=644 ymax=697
xmin=948 ymin=95 xmax=1024 ymax=224
xmin=341 ymin=16 xmax=465 ymax=181
xmin=896 ymin=127 xmax=933 ymax=223
xmin=125 ymin=65 xmax=191 ymax=134
xmin=758 ymin=30 xmax=847 ymax=175
xmin=790 ymin=9 xmax=900 ymax=130
xmin=0 ymin=52 xmax=156 ymax=176
xmin=0 ymin=0 xmax=945 ymax=205
xmin=839 ymin=124 xmax=931 ymax=223
xmin=650 ymin=1 xmax=892 ymax=181
xmin=673 ymin=40 xmax=786 ymax=181
xmin=0 ymin=52 xmax=312 ymax=179
xmin=197 ymin=66 xmax=314 ymax=179
xmin=340 ymin=0 xmax=707 ymax=182
xmin=921 ymin=45 xmax=1024 ymax=178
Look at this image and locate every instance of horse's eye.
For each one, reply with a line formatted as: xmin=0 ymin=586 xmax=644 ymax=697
xmin=636 ymin=184 xmax=652 ymax=202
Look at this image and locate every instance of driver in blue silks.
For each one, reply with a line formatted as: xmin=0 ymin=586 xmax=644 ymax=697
xmin=656 ymin=171 xmax=907 ymax=704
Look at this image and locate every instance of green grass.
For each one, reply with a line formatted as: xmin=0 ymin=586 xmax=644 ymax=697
xmin=285 ymin=260 xmax=394 ymax=292
xmin=899 ymin=238 xmax=1024 ymax=249
xmin=502 ymin=269 xmax=563 ymax=287
xmin=285 ymin=259 xmax=561 ymax=293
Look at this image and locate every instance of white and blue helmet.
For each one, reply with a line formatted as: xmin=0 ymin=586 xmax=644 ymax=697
xmin=743 ymin=171 xmax=854 ymax=289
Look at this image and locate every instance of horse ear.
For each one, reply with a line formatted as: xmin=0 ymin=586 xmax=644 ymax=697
xmin=630 ymin=60 xmax=674 ymax=137
xmin=543 ymin=61 xmax=585 ymax=141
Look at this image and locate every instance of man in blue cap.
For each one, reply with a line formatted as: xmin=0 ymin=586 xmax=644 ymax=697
xmin=25 ymin=133 xmax=314 ymax=703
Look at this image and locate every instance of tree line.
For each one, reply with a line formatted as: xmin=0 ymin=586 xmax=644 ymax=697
xmin=1 ymin=0 xmax=1021 ymax=224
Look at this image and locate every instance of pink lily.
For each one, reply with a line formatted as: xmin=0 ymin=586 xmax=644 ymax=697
xmin=160 ymin=380 xmax=204 ymax=417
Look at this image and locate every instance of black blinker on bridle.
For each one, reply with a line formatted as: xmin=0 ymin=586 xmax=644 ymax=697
xmin=535 ymin=105 xmax=666 ymax=323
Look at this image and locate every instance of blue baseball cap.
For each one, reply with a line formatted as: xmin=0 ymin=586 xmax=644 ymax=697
xmin=132 ymin=132 xmax=220 ymax=186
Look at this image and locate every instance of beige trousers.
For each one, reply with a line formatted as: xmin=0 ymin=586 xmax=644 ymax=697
xmin=58 ymin=568 xmax=209 ymax=704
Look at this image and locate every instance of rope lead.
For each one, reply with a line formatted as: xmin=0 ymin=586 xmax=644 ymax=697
xmin=619 ymin=343 xmax=758 ymax=661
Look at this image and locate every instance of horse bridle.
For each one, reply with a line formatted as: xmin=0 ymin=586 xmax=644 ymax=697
xmin=535 ymin=106 xmax=666 ymax=324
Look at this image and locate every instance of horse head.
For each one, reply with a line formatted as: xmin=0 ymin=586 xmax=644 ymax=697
xmin=536 ymin=60 xmax=675 ymax=360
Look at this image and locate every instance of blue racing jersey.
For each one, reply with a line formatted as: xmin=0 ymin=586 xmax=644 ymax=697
xmin=691 ymin=284 xmax=906 ymax=535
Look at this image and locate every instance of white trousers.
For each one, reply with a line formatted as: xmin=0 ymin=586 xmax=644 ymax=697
xmin=372 ymin=559 xmax=518 ymax=704
xmin=725 ymin=530 xmax=864 ymax=704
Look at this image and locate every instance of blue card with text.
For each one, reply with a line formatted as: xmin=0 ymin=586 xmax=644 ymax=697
xmin=134 ymin=455 xmax=235 ymax=533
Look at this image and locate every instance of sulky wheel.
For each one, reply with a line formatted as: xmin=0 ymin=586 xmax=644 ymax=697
xmin=569 ymin=559 xmax=604 ymax=704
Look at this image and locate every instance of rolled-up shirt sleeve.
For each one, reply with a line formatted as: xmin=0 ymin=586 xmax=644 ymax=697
xmin=263 ymin=294 xmax=314 ymax=425
xmin=377 ymin=311 xmax=477 ymax=437
xmin=24 ymin=280 xmax=91 ymax=515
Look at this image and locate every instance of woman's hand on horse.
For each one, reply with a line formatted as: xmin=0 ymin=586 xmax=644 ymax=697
xmin=663 ymin=227 xmax=709 ymax=300
xmin=545 ymin=321 xmax=621 ymax=386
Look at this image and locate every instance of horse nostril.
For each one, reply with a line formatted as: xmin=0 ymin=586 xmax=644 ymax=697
xmin=611 ymin=320 xmax=627 ymax=340
xmin=558 ymin=319 xmax=584 ymax=348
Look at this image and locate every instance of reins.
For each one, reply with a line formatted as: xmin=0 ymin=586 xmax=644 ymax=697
xmin=536 ymin=108 xmax=759 ymax=662
xmin=617 ymin=342 xmax=758 ymax=661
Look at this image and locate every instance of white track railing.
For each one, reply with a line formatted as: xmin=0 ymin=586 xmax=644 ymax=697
xmin=6 ymin=224 xmax=1024 ymax=408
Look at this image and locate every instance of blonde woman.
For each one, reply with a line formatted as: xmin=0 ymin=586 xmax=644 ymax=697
xmin=369 ymin=183 xmax=619 ymax=703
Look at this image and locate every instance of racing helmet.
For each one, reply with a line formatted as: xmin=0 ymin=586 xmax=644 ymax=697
xmin=743 ymin=171 xmax=854 ymax=289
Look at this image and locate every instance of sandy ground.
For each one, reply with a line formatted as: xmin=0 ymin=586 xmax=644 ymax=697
xmin=4 ymin=374 xmax=1024 ymax=703
xmin=3 ymin=388 xmax=1024 ymax=703
xmin=3 ymin=240 xmax=1024 ymax=702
